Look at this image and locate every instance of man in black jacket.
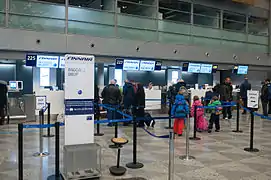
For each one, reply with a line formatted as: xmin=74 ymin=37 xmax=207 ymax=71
xmin=220 ymin=77 xmax=233 ymax=119
xmin=240 ymin=77 xmax=251 ymax=114
xmin=261 ymin=79 xmax=270 ymax=116
xmin=0 ymin=82 xmax=7 ymax=125
xmin=101 ymin=80 xmax=122 ymax=126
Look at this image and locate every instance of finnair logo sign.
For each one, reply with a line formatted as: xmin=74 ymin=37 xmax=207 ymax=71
xmin=66 ymin=55 xmax=93 ymax=62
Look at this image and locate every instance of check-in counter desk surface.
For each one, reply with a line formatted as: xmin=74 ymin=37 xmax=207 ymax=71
xmin=35 ymin=90 xmax=64 ymax=115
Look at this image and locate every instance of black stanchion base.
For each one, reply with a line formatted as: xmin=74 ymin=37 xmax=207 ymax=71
xmin=109 ymin=166 xmax=127 ymax=176
xmin=94 ymin=133 xmax=104 ymax=136
xmin=180 ymin=155 xmax=195 ymax=160
xmin=232 ymin=130 xmax=243 ymax=133
xmin=109 ymin=144 xmax=122 ymax=149
xmin=43 ymin=135 xmax=55 ymax=138
xmin=164 ymin=126 xmax=173 ymax=129
xmin=126 ymin=162 xmax=144 ymax=169
xmin=47 ymin=174 xmax=64 ymax=180
xmin=244 ymin=147 xmax=259 ymax=152
xmin=189 ymin=137 xmax=201 ymax=140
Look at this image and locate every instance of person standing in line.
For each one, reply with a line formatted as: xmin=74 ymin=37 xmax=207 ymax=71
xmin=135 ymin=83 xmax=146 ymax=127
xmin=101 ymin=79 xmax=122 ymax=126
xmin=240 ymin=76 xmax=251 ymax=114
xmin=171 ymin=89 xmax=189 ymax=137
xmin=208 ymin=96 xmax=222 ymax=133
xmin=261 ymin=79 xmax=270 ymax=117
xmin=220 ymin=77 xmax=233 ymax=119
xmin=122 ymin=79 xmax=135 ymax=125
xmin=0 ymin=81 xmax=7 ymax=125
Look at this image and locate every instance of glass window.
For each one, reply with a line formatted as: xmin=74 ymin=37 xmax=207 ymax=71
xmin=193 ymin=4 xmax=220 ymax=28
xmin=248 ymin=16 xmax=268 ymax=36
xmin=223 ymin=11 xmax=246 ymax=32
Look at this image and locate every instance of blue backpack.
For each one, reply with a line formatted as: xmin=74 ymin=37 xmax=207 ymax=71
xmin=174 ymin=102 xmax=188 ymax=118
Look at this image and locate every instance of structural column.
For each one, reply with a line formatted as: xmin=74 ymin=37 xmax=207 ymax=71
xmin=269 ymin=0 xmax=271 ymax=54
xmin=97 ymin=63 xmax=104 ymax=87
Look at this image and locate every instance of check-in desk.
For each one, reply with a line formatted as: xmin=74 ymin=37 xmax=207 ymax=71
xmin=145 ymin=89 xmax=161 ymax=110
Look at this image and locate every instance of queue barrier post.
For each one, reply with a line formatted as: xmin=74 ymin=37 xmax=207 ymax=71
xmin=168 ymin=128 xmax=174 ymax=180
xmin=244 ymin=110 xmax=259 ymax=152
xmin=180 ymin=115 xmax=195 ymax=160
xmin=232 ymin=101 xmax=243 ymax=133
xmin=189 ymin=106 xmax=201 ymax=141
xmin=109 ymin=107 xmax=119 ymax=149
xmin=126 ymin=115 xmax=144 ymax=169
xmin=94 ymin=114 xmax=104 ymax=136
xmin=43 ymin=103 xmax=54 ymax=138
xmin=33 ymin=110 xmax=50 ymax=157
xmin=18 ymin=123 xmax=23 ymax=180
xmin=47 ymin=122 xmax=63 ymax=180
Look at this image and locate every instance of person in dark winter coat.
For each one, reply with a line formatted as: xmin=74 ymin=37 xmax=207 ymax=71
xmin=261 ymin=79 xmax=270 ymax=116
xmin=0 ymin=82 xmax=8 ymax=125
xmin=240 ymin=77 xmax=251 ymax=114
xmin=174 ymin=79 xmax=187 ymax=93
xmin=123 ymin=80 xmax=136 ymax=110
xmin=135 ymin=83 xmax=146 ymax=127
xmin=220 ymin=78 xmax=233 ymax=119
xmin=101 ymin=80 xmax=122 ymax=126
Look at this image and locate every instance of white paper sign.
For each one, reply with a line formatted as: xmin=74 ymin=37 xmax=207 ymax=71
xmin=247 ymin=90 xmax=259 ymax=109
xmin=64 ymin=54 xmax=95 ymax=145
xmin=36 ymin=96 xmax=46 ymax=110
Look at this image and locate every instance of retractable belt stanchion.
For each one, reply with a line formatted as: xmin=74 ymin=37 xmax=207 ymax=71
xmin=180 ymin=115 xmax=195 ymax=160
xmin=48 ymin=122 xmax=63 ymax=180
xmin=109 ymin=107 xmax=119 ymax=149
xmin=168 ymin=128 xmax=174 ymax=180
xmin=126 ymin=114 xmax=144 ymax=169
xmin=165 ymin=101 xmax=173 ymax=129
xmin=33 ymin=110 xmax=50 ymax=157
xmin=233 ymin=101 xmax=243 ymax=133
xmin=189 ymin=106 xmax=201 ymax=140
xmin=43 ymin=103 xmax=54 ymax=138
xmin=244 ymin=109 xmax=259 ymax=152
xmin=94 ymin=114 xmax=104 ymax=136
xmin=18 ymin=123 xmax=23 ymax=180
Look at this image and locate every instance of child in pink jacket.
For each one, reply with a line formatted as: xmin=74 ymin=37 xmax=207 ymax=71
xmin=191 ymin=96 xmax=208 ymax=132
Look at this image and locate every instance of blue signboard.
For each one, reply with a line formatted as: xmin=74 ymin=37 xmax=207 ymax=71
xmin=65 ymin=99 xmax=94 ymax=115
xmin=26 ymin=54 xmax=37 ymax=67
xmin=155 ymin=61 xmax=162 ymax=71
xmin=115 ymin=59 xmax=124 ymax=69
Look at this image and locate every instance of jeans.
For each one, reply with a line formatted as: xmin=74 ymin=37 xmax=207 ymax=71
xmin=262 ymin=101 xmax=268 ymax=116
xmin=222 ymin=102 xmax=232 ymax=119
xmin=208 ymin=113 xmax=220 ymax=130
xmin=107 ymin=105 xmax=118 ymax=126
xmin=242 ymin=98 xmax=248 ymax=113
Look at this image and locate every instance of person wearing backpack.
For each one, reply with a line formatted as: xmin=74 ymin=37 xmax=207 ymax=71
xmin=208 ymin=96 xmax=222 ymax=133
xmin=261 ymin=79 xmax=270 ymax=116
xmin=171 ymin=89 xmax=189 ymax=136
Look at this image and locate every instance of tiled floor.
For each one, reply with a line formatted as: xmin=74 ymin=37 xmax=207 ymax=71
xmin=1 ymin=113 xmax=271 ymax=180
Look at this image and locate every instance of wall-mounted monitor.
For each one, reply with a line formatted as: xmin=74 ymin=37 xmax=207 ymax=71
xmin=36 ymin=55 xmax=59 ymax=68
xmin=59 ymin=56 xmax=65 ymax=68
xmin=200 ymin=64 xmax=212 ymax=74
xmin=188 ymin=63 xmax=201 ymax=73
xmin=123 ymin=59 xmax=140 ymax=71
xmin=237 ymin=65 xmax=248 ymax=75
xmin=140 ymin=60 xmax=155 ymax=71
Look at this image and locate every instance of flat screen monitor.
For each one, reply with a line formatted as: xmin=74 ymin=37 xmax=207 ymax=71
xmin=36 ymin=55 xmax=59 ymax=68
xmin=59 ymin=56 xmax=65 ymax=68
xmin=140 ymin=60 xmax=155 ymax=71
xmin=237 ymin=65 xmax=248 ymax=75
xmin=200 ymin=64 xmax=212 ymax=74
xmin=188 ymin=63 xmax=201 ymax=73
xmin=9 ymin=81 xmax=17 ymax=90
xmin=123 ymin=59 xmax=140 ymax=71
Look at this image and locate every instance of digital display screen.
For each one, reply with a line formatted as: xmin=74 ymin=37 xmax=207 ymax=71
xmin=155 ymin=61 xmax=162 ymax=71
xmin=188 ymin=63 xmax=201 ymax=73
xmin=237 ymin=65 xmax=248 ymax=75
xmin=200 ymin=64 xmax=212 ymax=74
xmin=212 ymin=65 xmax=218 ymax=73
xmin=9 ymin=81 xmax=17 ymax=89
xmin=26 ymin=54 xmax=37 ymax=67
xmin=140 ymin=60 xmax=155 ymax=71
xmin=123 ymin=59 xmax=140 ymax=71
xmin=182 ymin=63 xmax=189 ymax=71
xmin=36 ymin=55 xmax=59 ymax=68
xmin=59 ymin=56 xmax=65 ymax=68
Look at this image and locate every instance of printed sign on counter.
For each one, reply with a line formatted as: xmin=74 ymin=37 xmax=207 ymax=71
xmin=36 ymin=96 xmax=46 ymax=110
xmin=247 ymin=90 xmax=259 ymax=109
